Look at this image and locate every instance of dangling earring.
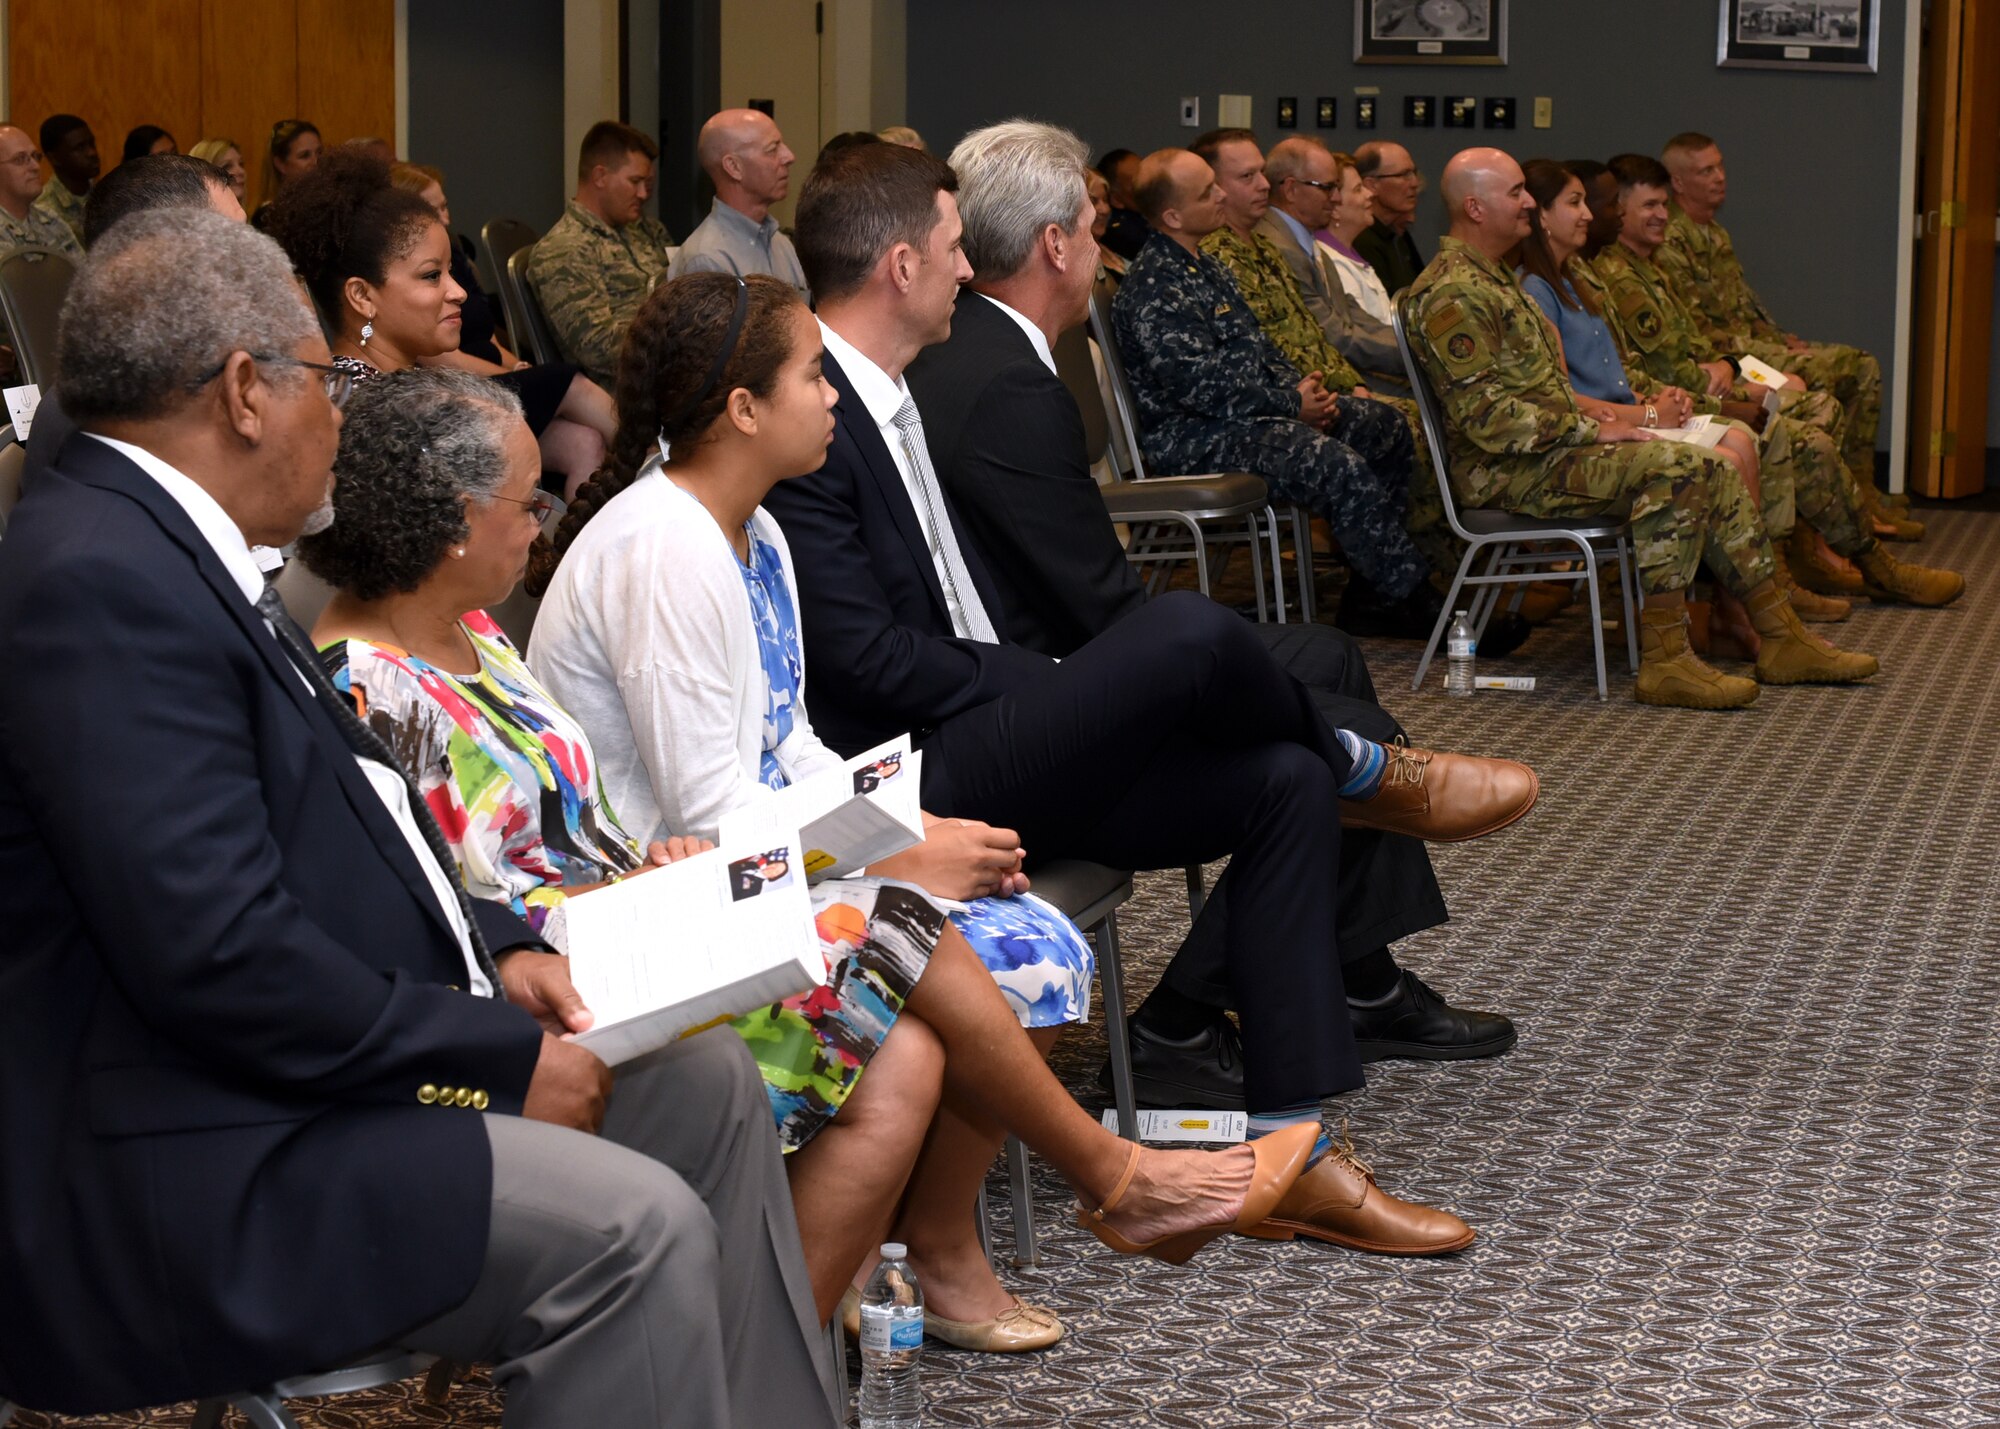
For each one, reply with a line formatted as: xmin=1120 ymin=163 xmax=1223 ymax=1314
xmin=359 ymin=320 xmax=373 ymax=348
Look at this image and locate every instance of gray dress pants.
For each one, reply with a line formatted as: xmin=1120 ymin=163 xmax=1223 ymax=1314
xmin=398 ymin=1028 xmax=838 ymax=1429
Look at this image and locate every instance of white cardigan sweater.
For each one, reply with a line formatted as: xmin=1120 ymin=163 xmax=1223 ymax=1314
xmin=528 ymin=459 xmax=842 ymax=844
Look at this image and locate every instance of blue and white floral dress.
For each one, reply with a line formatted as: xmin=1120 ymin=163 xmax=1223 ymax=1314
xmin=737 ymin=520 xmax=1094 ymax=1028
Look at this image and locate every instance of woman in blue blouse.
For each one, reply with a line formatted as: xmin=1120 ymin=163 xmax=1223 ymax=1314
xmin=1515 ymin=159 xmax=1767 ymax=652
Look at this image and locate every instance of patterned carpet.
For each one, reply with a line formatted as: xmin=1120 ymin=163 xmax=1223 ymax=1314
xmin=19 ymin=503 xmax=2000 ymax=1428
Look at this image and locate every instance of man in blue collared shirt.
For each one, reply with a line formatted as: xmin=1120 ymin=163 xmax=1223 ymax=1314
xmin=673 ymin=109 xmax=811 ymax=298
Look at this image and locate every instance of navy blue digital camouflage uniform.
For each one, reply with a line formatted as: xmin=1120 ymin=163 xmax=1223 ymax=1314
xmin=1110 ymin=231 xmax=1431 ymax=601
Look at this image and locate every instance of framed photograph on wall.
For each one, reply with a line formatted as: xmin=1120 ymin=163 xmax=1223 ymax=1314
xmin=1355 ymin=0 xmax=1507 ymax=66
xmin=1718 ymin=0 xmax=1878 ymax=74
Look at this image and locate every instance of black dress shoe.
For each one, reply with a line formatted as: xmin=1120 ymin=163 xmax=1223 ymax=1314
xmin=1348 ymin=971 xmax=1517 ymax=1064
xmin=1334 ymin=580 xmax=1446 ymax=641
xmin=1099 ymin=1017 xmax=1247 ymax=1109
xmin=1479 ymin=612 xmax=1531 ymax=659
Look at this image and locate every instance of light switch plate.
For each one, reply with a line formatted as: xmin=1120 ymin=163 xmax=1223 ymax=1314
xmin=1533 ymin=96 xmax=1553 ymax=128
xmin=1217 ymin=94 xmax=1253 ymax=128
xmin=1180 ymin=96 xmax=1200 ymax=128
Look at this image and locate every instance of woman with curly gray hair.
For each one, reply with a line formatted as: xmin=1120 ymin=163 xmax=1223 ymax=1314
xmin=300 ymin=364 xmax=1310 ymax=1348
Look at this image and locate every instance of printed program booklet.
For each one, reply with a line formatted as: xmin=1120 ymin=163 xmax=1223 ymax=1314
xmin=718 ymin=735 xmax=926 ymax=883
xmin=1641 ymin=413 xmax=1728 ymax=449
xmin=564 ymin=837 xmax=821 ymax=1066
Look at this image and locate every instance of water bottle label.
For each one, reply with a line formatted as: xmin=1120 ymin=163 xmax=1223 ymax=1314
xmin=860 ymin=1303 xmax=923 ymax=1353
xmin=1448 ymin=638 xmax=1475 ymax=659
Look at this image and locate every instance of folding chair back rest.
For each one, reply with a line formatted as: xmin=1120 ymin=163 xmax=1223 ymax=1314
xmin=0 ymin=246 xmax=76 ymax=387
xmin=0 ymin=439 xmax=22 ymax=538
xmin=1390 ymin=295 xmax=1482 ymax=544
xmin=506 ymin=246 xmax=565 ymax=367
xmin=1050 ymin=322 xmax=1114 ymax=471
xmin=1085 ymin=281 xmax=1151 ymax=478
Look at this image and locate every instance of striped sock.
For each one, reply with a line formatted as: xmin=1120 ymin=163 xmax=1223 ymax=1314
xmin=1246 ymin=1102 xmax=1322 ymax=1138
xmin=1334 ymin=730 xmax=1387 ymax=799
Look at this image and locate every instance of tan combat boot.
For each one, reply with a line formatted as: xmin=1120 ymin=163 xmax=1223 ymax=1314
xmin=1856 ymin=546 xmax=1965 ymax=608
xmin=1855 ymin=480 xmax=1925 ymax=541
xmin=1635 ymin=606 xmax=1759 ymax=709
xmin=1746 ymin=583 xmax=1879 ymax=684
xmin=1770 ymin=542 xmax=1850 ymax=622
xmin=1785 ymin=525 xmax=1865 ymax=598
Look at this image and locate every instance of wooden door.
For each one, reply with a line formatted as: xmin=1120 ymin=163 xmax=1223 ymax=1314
xmin=1908 ymin=0 xmax=2000 ymax=498
xmin=720 ymin=0 xmax=819 ymax=228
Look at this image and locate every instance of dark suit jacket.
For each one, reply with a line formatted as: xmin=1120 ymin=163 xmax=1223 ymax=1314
xmin=905 ymin=292 xmax=1145 ymax=658
xmin=0 ymin=438 xmax=545 ymax=1412
xmin=758 ymin=344 xmax=1054 ymax=759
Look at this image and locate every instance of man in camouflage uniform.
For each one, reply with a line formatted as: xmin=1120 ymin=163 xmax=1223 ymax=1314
xmin=1592 ymin=155 xmax=1959 ymax=612
xmin=1653 ymin=132 xmax=1912 ymax=537
xmin=1187 ymin=129 xmax=1469 ymax=613
xmin=1407 ymin=148 xmax=1878 ymax=709
xmin=1112 ymin=146 xmax=1443 ymax=637
xmin=31 ymin=115 xmax=96 ymax=247
xmin=526 ymin=120 xmax=675 ymax=387
xmin=0 ymin=126 xmax=80 ymax=259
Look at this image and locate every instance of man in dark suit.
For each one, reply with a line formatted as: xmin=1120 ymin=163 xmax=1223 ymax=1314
xmin=0 ymin=210 xmax=832 ymax=1425
xmin=906 ymin=117 xmax=1515 ymax=1101
xmin=762 ymin=138 xmax=1534 ymax=1253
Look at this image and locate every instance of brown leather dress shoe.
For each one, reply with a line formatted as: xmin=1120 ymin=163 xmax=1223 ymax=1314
xmin=1338 ymin=740 xmax=1538 ymax=843
xmin=1241 ymin=1137 xmax=1475 ymax=1256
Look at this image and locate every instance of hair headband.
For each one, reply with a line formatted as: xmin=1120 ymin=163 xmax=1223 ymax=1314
xmin=667 ymin=276 xmax=750 ymax=426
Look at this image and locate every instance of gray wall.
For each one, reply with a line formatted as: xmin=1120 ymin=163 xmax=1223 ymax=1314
xmin=407 ymin=0 xmax=569 ymax=246
xmin=909 ymin=0 xmax=1908 ymax=449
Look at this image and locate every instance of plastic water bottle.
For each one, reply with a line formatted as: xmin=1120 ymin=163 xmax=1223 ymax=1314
xmin=1445 ymin=610 xmax=1476 ymax=696
xmin=857 ymin=1243 xmax=923 ymax=1428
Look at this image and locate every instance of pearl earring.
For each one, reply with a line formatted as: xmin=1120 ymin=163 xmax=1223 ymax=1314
xmin=360 ymin=321 xmax=373 ymax=347
xmin=451 ymin=547 xmax=465 ymax=558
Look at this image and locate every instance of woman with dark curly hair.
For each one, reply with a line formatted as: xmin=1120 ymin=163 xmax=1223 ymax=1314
xmin=120 ymin=124 xmax=177 ymax=163
xmin=300 ymin=362 xmax=1310 ymax=1341
xmin=267 ymin=148 xmax=613 ymax=499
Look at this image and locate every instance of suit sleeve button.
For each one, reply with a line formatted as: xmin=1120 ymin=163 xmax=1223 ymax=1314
xmin=418 ymin=1084 xmax=439 ymax=1105
xmin=472 ymin=1090 xmax=490 ymax=1110
xmin=454 ymin=1087 xmax=474 ymax=1107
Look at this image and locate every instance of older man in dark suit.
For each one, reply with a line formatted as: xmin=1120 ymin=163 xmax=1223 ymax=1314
xmin=0 ymin=210 xmax=832 ymax=1425
xmin=905 ymin=113 xmax=1517 ymax=1131
xmin=760 ymin=137 xmax=1542 ymax=1257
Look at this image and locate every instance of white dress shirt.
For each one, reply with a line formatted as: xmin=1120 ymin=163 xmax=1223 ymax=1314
xmin=818 ymin=319 xmax=983 ymax=640
xmin=88 ymin=434 xmax=486 ymax=996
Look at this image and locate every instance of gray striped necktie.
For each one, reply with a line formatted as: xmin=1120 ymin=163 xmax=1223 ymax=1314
xmin=891 ymin=396 xmax=999 ymax=643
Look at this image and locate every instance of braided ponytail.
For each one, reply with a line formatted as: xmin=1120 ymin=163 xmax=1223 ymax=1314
xmin=526 ymin=272 xmax=803 ymax=596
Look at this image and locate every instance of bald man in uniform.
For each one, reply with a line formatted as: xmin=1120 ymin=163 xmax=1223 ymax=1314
xmin=1405 ymin=148 xmax=1877 ymax=708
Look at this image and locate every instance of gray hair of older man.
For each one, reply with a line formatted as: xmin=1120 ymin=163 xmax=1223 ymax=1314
xmin=948 ymin=119 xmax=1092 ymax=282
xmin=59 ymin=207 xmax=318 ymax=424
xmin=296 ymin=368 xmax=525 ymax=602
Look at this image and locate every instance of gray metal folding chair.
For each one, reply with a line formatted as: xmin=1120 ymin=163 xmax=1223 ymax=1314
xmin=1392 ymin=295 xmax=1639 ymax=699
xmin=191 ymin=1352 xmax=452 ymax=1429
xmin=505 ymin=245 xmax=567 ymax=368
xmin=480 ymin=219 xmax=538 ymax=302
xmin=978 ymin=858 xmax=1136 ymax=1269
xmin=0 ymin=245 xmax=76 ymax=387
xmin=1085 ymin=281 xmax=1293 ymax=620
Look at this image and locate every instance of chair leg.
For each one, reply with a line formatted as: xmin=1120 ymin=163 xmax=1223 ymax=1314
xmin=1191 ymin=527 xmax=1212 ymax=596
xmin=1581 ymin=543 xmax=1608 ymax=700
xmin=1185 ymin=863 xmax=1206 ymax=920
xmin=230 ymin=1394 xmax=301 ymax=1429
xmin=191 ymin=1400 xmax=230 ymax=1429
xmin=976 ymin=1177 xmax=994 ymax=1263
xmin=829 ymin=1318 xmax=851 ymax=1417
xmin=1245 ymin=512 xmax=1271 ymax=622
xmin=1096 ymin=912 xmax=1139 ymax=1142
xmin=421 ymin=1359 xmax=456 ymax=1405
xmin=1290 ymin=505 xmax=1315 ymax=619
xmin=1006 ymin=1136 xmax=1037 ymax=1267
xmin=1412 ymin=543 xmax=1481 ymax=690
xmin=1618 ymin=537 xmax=1641 ymax=672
